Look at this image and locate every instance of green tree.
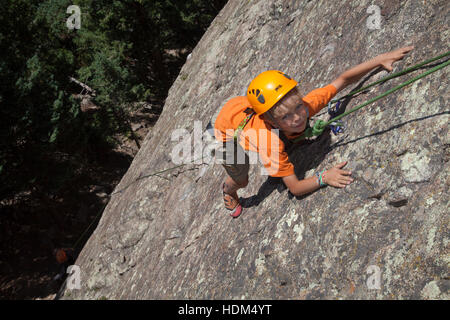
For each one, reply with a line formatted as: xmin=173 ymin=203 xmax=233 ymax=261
xmin=0 ymin=0 xmax=227 ymax=200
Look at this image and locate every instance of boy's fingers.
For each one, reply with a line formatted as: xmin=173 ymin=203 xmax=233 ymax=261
xmin=398 ymin=46 xmax=414 ymax=57
xmin=339 ymin=177 xmax=353 ymax=184
xmin=397 ymin=46 xmax=413 ymax=54
xmin=335 ymin=161 xmax=347 ymax=168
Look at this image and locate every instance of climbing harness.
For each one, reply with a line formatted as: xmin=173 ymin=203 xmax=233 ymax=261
xmin=291 ymin=51 xmax=450 ymax=143
xmin=233 ymin=111 xmax=255 ymax=141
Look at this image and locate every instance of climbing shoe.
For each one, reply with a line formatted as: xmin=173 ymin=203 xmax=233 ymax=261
xmin=222 ymin=184 xmax=243 ymax=218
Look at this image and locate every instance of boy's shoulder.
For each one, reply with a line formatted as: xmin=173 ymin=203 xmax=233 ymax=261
xmin=301 ymin=84 xmax=338 ymax=117
xmin=302 ymin=84 xmax=337 ymax=103
xmin=218 ymin=96 xmax=253 ymax=118
xmin=223 ymin=95 xmax=251 ymax=108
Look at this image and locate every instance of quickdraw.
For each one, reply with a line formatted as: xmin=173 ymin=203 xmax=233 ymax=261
xmin=327 ymin=100 xmax=345 ymax=135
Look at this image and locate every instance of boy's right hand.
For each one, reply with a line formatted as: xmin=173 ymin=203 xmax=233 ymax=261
xmin=323 ymin=161 xmax=354 ymax=188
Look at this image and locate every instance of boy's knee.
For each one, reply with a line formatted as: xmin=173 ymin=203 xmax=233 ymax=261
xmin=226 ymin=175 xmax=248 ymax=189
xmin=236 ymin=176 xmax=249 ymax=188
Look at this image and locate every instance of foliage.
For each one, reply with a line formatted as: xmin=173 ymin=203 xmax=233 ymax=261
xmin=0 ymin=0 xmax=227 ymax=199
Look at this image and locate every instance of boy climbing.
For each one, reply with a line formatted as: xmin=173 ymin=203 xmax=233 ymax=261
xmin=213 ymin=46 xmax=414 ymax=218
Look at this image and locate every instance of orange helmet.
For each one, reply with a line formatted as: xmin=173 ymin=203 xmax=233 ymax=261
xmin=246 ymin=70 xmax=298 ymax=114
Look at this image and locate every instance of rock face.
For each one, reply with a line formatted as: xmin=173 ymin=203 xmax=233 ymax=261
xmin=61 ymin=0 xmax=449 ymax=299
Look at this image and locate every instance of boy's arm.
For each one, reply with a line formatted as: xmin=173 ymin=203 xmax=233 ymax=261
xmin=282 ymin=161 xmax=354 ymax=196
xmin=330 ymin=46 xmax=414 ymax=93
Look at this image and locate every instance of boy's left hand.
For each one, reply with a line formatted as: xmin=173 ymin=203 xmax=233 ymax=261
xmin=323 ymin=161 xmax=354 ymax=188
xmin=378 ymin=46 xmax=414 ymax=72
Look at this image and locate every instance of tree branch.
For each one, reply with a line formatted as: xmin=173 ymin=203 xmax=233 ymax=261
xmin=69 ymin=77 xmax=96 ymax=96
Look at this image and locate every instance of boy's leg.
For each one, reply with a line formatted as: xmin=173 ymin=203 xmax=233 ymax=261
xmin=221 ymin=141 xmax=249 ymax=217
xmin=222 ymin=176 xmax=247 ymax=218
xmin=221 ymin=165 xmax=249 ymax=209
xmin=223 ymin=174 xmax=248 ymax=195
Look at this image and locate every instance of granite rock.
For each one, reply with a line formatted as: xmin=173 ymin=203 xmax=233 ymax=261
xmin=60 ymin=0 xmax=449 ymax=300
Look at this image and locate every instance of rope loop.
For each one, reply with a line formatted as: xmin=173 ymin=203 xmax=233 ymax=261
xmin=311 ymin=119 xmax=327 ymax=136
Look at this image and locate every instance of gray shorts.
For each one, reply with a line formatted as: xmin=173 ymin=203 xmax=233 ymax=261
xmin=207 ymin=110 xmax=250 ymax=185
xmin=220 ymin=141 xmax=250 ymax=185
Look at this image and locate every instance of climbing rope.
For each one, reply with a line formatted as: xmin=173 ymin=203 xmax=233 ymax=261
xmin=330 ymin=50 xmax=450 ymax=105
xmin=292 ymin=51 xmax=450 ymax=143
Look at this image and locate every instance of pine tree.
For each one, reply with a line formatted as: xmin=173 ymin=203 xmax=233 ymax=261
xmin=0 ymin=0 xmax=227 ymax=200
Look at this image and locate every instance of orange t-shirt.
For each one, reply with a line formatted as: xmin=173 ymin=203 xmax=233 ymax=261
xmin=214 ymin=84 xmax=337 ymax=177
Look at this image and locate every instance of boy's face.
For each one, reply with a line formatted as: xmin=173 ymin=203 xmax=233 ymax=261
xmin=266 ymin=87 xmax=308 ymax=135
